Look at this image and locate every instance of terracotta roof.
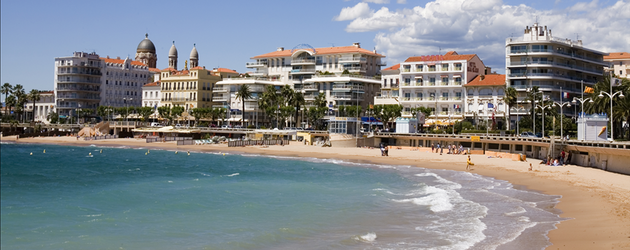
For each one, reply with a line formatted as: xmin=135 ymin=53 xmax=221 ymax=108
xmin=172 ymin=69 xmax=190 ymax=76
xmin=252 ymin=45 xmax=384 ymax=59
xmin=143 ymin=81 xmax=160 ymax=87
xmin=604 ymin=52 xmax=630 ymax=60
xmin=100 ymin=57 xmax=147 ymax=67
xmin=190 ymin=66 xmax=206 ymax=70
xmin=161 ymin=67 xmax=177 ymax=72
xmin=149 ymin=68 xmax=161 ymax=73
xmin=404 ymin=51 xmax=476 ymax=62
xmin=213 ymin=67 xmax=238 ymax=73
xmin=465 ymin=74 xmax=506 ymax=87
xmin=382 ymin=64 xmax=400 ymax=71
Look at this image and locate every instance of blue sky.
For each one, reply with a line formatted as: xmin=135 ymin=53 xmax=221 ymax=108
xmin=1 ymin=0 xmax=629 ymax=98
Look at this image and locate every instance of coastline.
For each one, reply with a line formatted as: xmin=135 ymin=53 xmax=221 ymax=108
xmin=3 ymin=136 xmax=629 ymax=249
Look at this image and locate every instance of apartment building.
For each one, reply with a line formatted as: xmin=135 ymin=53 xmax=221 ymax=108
xmin=505 ymin=22 xmax=607 ymax=126
xmin=24 ymin=91 xmax=55 ymax=123
xmin=397 ymin=51 xmax=485 ymax=123
xmin=100 ymin=56 xmax=150 ymax=108
xmin=376 ymin=63 xmax=401 ymax=105
xmin=215 ymin=43 xmax=386 ymax=127
xmin=142 ymin=81 xmax=161 ymax=109
xmin=53 ymin=52 xmax=103 ymax=119
xmin=604 ymin=52 xmax=630 ymax=79
xmin=463 ymin=74 xmax=507 ymax=128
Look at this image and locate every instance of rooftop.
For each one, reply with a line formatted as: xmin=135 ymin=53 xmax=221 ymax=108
xmin=465 ymin=74 xmax=506 ymax=87
xmin=252 ymin=45 xmax=384 ymax=59
xmin=404 ymin=51 xmax=476 ymax=62
xmin=101 ymin=57 xmax=147 ymax=67
xmin=604 ymin=52 xmax=630 ymax=60
xmin=382 ymin=64 xmax=400 ymax=71
xmin=143 ymin=81 xmax=160 ymax=87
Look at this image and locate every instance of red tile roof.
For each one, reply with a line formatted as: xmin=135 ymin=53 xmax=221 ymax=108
xmin=404 ymin=51 xmax=476 ymax=62
xmin=213 ymin=67 xmax=238 ymax=73
xmin=465 ymin=74 xmax=506 ymax=87
xmin=143 ymin=81 xmax=160 ymax=87
xmin=101 ymin=57 xmax=147 ymax=67
xmin=149 ymin=67 xmax=161 ymax=73
xmin=252 ymin=45 xmax=384 ymax=59
xmin=190 ymin=66 xmax=206 ymax=70
xmin=172 ymin=70 xmax=189 ymax=76
xmin=382 ymin=64 xmax=400 ymax=71
xmin=604 ymin=52 xmax=630 ymax=60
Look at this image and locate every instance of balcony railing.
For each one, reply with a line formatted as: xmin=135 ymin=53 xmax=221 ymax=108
xmin=509 ymin=48 xmax=605 ymax=63
xmin=57 ymin=87 xmax=100 ymax=92
xmin=290 ymin=69 xmax=316 ymax=74
xmin=246 ymin=61 xmax=267 ymax=67
xmin=57 ymin=79 xmax=101 ymax=84
xmin=291 ymin=59 xmax=316 ymax=64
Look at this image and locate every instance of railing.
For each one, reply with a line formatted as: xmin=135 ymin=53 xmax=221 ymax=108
xmin=57 ymin=79 xmax=101 ymax=84
xmin=83 ymin=134 xmax=119 ymax=141
xmin=290 ymin=69 xmax=316 ymax=73
xmin=228 ymin=139 xmax=290 ymax=147
xmin=333 ymin=85 xmax=364 ymax=90
xmin=57 ymin=87 xmax=100 ymax=92
xmin=246 ymin=61 xmax=267 ymax=66
xmin=343 ymin=66 xmax=363 ymax=71
xmin=508 ymin=61 xmax=603 ymax=74
xmin=339 ymin=57 xmax=366 ymax=63
xmin=312 ymin=75 xmax=380 ymax=80
xmin=508 ymin=47 xmax=605 ymax=63
xmin=292 ymin=59 xmax=316 ymax=64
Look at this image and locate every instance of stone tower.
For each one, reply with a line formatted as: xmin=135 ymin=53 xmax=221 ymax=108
xmin=190 ymin=44 xmax=199 ymax=68
xmin=168 ymin=41 xmax=178 ymax=70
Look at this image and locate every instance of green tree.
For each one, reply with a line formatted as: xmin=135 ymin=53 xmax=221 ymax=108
xmin=373 ymin=104 xmax=402 ymax=129
xmin=503 ymin=86 xmax=518 ymax=131
xmin=137 ymin=106 xmax=154 ymax=122
xmin=157 ymin=106 xmax=171 ymax=124
xmin=47 ymin=111 xmax=59 ymax=124
xmin=306 ymin=92 xmax=328 ymax=130
xmin=2 ymin=83 xmax=12 ymax=118
xmin=4 ymin=95 xmax=16 ymax=120
xmin=27 ymin=89 xmax=41 ymax=122
xmin=235 ymin=84 xmax=253 ymax=127
xmin=292 ymin=91 xmax=305 ymax=127
xmin=258 ymin=85 xmax=280 ymax=128
xmin=12 ymin=84 xmax=27 ymax=122
xmin=171 ymin=106 xmax=185 ymax=123
xmin=585 ymin=74 xmax=629 ymax=140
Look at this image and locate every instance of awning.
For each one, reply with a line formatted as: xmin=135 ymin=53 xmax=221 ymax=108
xmin=453 ymin=75 xmax=461 ymax=78
xmin=441 ymin=75 xmax=449 ymax=78
xmin=414 ymin=75 xmax=423 ymax=79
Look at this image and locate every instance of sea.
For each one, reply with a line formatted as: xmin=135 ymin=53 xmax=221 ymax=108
xmin=0 ymin=142 xmax=566 ymax=250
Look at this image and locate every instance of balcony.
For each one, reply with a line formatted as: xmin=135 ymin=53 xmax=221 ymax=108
xmin=509 ymin=48 xmax=605 ymax=64
xmin=212 ymin=87 xmax=229 ymax=92
xmin=291 ymin=59 xmax=316 ymax=65
xmin=57 ymin=79 xmax=101 ymax=84
xmin=57 ymin=70 xmax=102 ymax=76
xmin=246 ymin=61 xmax=267 ymax=67
xmin=508 ymin=61 xmax=603 ymax=75
xmin=290 ymin=68 xmax=316 ymax=74
xmin=171 ymin=97 xmax=195 ymax=102
xmin=333 ymin=84 xmax=364 ymax=91
xmin=213 ymin=96 xmax=228 ymax=102
xmin=339 ymin=57 xmax=367 ymax=63
xmin=331 ymin=95 xmax=359 ymax=100
xmin=57 ymin=86 xmax=100 ymax=92
xmin=303 ymin=84 xmax=318 ymax=91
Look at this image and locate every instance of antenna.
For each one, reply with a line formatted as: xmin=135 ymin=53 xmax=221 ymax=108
xmin=575 ymin=33 xmax=580 ymax=41
xmin=439 ymin=46 xmax=441 ymax=55
xmin=329 ymin=43 xmax=335 ymax=47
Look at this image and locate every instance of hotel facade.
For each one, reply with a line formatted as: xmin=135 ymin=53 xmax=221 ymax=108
xmin=214 ymin=43 xmax=385 ymax=127
xmin=505 ymin=23 xmax=608 ymax=126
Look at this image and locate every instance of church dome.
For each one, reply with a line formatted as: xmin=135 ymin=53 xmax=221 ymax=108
xmin=190 ymin=44 xmax=198 ymax=59
xmin=137 ymin=33 xmax=156 ymax=53
xmin=169 ymin=41 xmax=178 ymax=57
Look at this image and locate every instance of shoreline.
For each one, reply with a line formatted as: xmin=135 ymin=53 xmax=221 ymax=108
xmin=3 ymin=136 xmax=629 ymax=249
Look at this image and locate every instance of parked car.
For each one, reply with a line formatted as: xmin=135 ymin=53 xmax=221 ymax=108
xmin=234 ymin=125 xmax=243 ymax=129
xmin=220 ymin=125 xmax=231 ymax=129
xmin=520 ymin=132 xmax=536 ymax=138
xmin=150 ymin=122 xmax=161 ymax=127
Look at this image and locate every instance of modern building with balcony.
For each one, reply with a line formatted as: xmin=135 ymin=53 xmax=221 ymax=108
xmin=505 ymin=23 xmax=608 ymax=125
xmin=464 ymin=74 xmax=507 ymax=128
xmin=100 ymin=56 xmax=150 ymax=108
xmin=159 ymin=43 xmax=222 ymax=111
xmin=54 ymin=52 xmax=103 ymax=119
xmin=216 ymin=43 xmax=386 ymax=128
xmin=604 ymin=52 xmax=630 ymax=79
xmin=397 ymin=51 xmax=485 ymax=122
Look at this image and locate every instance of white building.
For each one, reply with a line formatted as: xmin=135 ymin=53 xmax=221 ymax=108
xmin=397 ymin=51 xmax=485 ymax=124
xmin=604 ymin=52 xmax=630 ymax=79
xmin=25 ymin=91 xmax=55 ymax=123
xmin=54 ymin=52 xmax=103 ymax=119
xmin=100 ymin=56 xmax=150 ymax=108
xmin=142 ymin=81 xmax=161 ymax=110
xmin=215 ymin=43 xmax=386 ymax=128
xmin=505 ymin=23 xmax=608 ymax=127
xmin=463 ymin=74 xmax=507 ymax=128
xmin=374 ymin=64 xmax=400 ymax=105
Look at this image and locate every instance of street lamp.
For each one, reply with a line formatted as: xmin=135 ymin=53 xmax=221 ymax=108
xmin=531 ymin=100 xmax=552 ymax=138
xmin=552 ymin=101 xmax=571 ymax=140
xmin=598 ymin=90 xmax=624 ymax=141
xmin=526 ymin=87 xmax=540 ymax=136
xmin=572 ymin=97 xmax=593 ymax=141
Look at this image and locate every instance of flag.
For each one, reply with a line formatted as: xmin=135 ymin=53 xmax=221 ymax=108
xmin=563 ymin=92 xmax=570 ymax=99
xmin=611 ymin=77 xmax=622 ymax=87
xmin=584 ymin=86 xmax=594 ymax=93
xmin=453 ymin=104 xmax=460 ymax=109
xmin=488 ymin=103 xmax=494 ymax=109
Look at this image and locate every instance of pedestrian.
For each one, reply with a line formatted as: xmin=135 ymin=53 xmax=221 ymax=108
xmin=466 ymin=155 xmax=474 ymax=170
xmin=436 ymin=143 xmax=440 ymax=154
xmin=528 ymin=163 xmax=533 ymax=171
xmin=440 ymin=144 xmax=443 ymax=155
xmin=566 ymin=151 xmax=571 ymax=165
xmin=560 ymin=150 xmax=566 ymax=166
xmin=384 ymin=144 xmax=389 ymax=156
xmin=431 ymin=143 xmax=435 ymax=153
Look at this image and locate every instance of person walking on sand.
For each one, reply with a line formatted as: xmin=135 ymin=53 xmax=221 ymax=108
xmin=560 ymin=150 xmax=566 ymax=166
xmin=436 ymin=143 xmax=440 ymax=154
xmin=466 ymin=155 xmax=474 ymax=170
xmin=431 ymin=143 xmax=435 ymax=153
xmin=528 ymin=163 xmax=533 ymax=171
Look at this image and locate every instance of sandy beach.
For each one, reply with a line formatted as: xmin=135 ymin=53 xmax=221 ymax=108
xmin=3 ymin=135 xmax=629 ymax=249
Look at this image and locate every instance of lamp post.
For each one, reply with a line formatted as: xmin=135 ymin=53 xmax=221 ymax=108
xmin=532 ymin=101 xmax=552 ymax=138
xmin=526 ymin=87 xmax=539 ymax=136
xmin=598 ymin=90 xmax=624 ymax=141
xmin=552 ymin=101 xmax=571 ymax=140
xmin=572 ymin=97 xmax=593 ymax=140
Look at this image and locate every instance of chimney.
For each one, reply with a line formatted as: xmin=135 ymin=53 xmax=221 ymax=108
xmin=117 ymin=56 xmax=121 ymax=60
xmin=480 ymin=75 xmax=485 ymax=81
xmin=106 ymin=56 xmax=110 ymax=59
xmin=277 ymin=47 xmax=284 ymax=51
xmin=353 ymin=42 xmax=361 ymax=48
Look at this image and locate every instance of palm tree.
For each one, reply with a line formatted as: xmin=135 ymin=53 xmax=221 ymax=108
xmin=292 ymin=92 xmax=305 ymax=127
xmin=259 ymin=85 xmax=279 ymax=128
xmin=503 ymin=87 xmax=518 ymax=131
xmin=524 ymin=86 xmax=541 ymax=131
xmin=280 ymin=85 xmax=295 ymax=127
xmin=12 ymin=84 xmax=26 ymax=122
xmin=586 ymin=75 xmax=630 ymax=140
xmin=2 ymin=83 xmax=12 ymax=117
xmin=235 ymin=84 xmax=253 ymax=127
xmin=28 ymin=89 xmax=41 ymax=122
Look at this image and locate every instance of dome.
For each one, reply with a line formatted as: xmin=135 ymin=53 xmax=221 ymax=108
xmin=169 ymin=41 xmax=178 ymax=57
xmin=137 ymin=33 xmax=156 ymax=53
xmin=190 ymin=44 xmax=198 ymax=59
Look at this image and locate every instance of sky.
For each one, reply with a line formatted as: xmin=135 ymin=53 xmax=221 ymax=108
xmin=1 ymin=0 xmax=629 ymax=99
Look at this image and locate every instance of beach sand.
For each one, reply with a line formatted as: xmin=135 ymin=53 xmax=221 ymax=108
xmin=3 ymin=135 xmax=630 ymax=249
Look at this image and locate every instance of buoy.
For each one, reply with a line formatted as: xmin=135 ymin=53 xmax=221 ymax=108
xmin=43 ymin=149 xmax=46 ymax=153
xmin=223 ymin=153 xmax=225 ymax=156
xmin=148 ymin=149 xmax=150 ymax=154
xmin=187 ymin=151 xmax=190 ymax=156
xmin=145 ymin=152 xmax=148 ymax=155
xmin=175 ymin=151 xmax=178 ymax=154
xmin=30 ymin=152 xmax=33 ymax=155
xmin=89 ymin=152 xmax=92 ymax=156
xmin=100 ymin=149 xmax=102 ymax=153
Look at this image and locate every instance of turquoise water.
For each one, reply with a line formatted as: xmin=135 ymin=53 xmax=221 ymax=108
xmin=1 ymin=143 xmax=565 ymax=249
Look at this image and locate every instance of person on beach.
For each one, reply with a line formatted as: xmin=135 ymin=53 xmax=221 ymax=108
xmin=431 ymin=143 xmax=435 ymax=153
xmin=440 ymin=144 xmax=443 ymax=155
xmin=466 ymin=155 xmax=474 ymax=170
xmin=528 ymin=163 xmax=533 ymax=171
xmin=384 ymin=145 xmax=389 ymax=156
xmin=436 ymin=143 xmax=440 ymax=154
xmin=380 ymin=143 xmax=385 ymax=156
xmin=560 ymin=150 xmax=566 ymax=166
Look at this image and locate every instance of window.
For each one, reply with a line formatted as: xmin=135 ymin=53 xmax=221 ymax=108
xmin=429 ymin=65 xmax=436 ymax=71
xmin=404 ymin=78 xmax=411 ymax=85
xmin=429 ymin=78 xmax=436 ymax=86
xmin=454 ymin=63 xmax=462 ymax=70
xmin=454 ymin=78 xmax=462 ymax=85
xmin=416 ymin=65 xmax=423 ymax=71
xmin=455 ymin=92 xmax=462 ymax=100
xmin=442 ymin=77 xmax=449 ymax=85
xmin=510 ymin=45 xmax=527 ymax=53
xmin=416 ymin=78 xmax=423 ymax=86
xmin=442 ymin=64 xmax=449 ymax=71
xmin=442 ymin=92 xmax=449 ymax=100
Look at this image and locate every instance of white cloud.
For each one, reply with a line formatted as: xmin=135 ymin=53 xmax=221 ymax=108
xmin=335 ymin=0 xmax=630 ymax=73
xmin=397 ymin=0 xmax=407 ymax=3
xmin=364 ymin=0 xmax=390 ymax=3
xmin=335 ymin=2 xmax=373 ymax=21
